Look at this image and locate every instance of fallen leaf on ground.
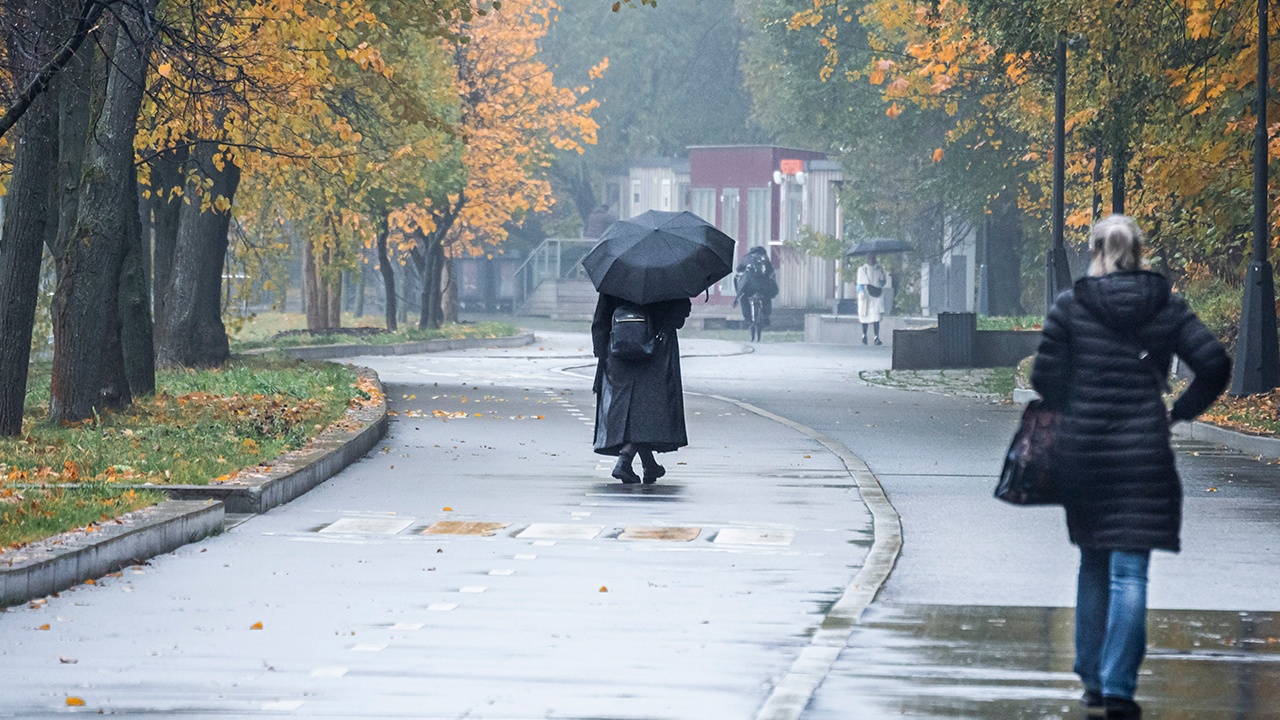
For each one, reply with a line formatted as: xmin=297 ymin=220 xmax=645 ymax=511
xmin=37 ymin=624 xmax=50 ymax=631
xmin=599 ymin=586 xmax=608 ymax=593
xmin=65 ymin=697 xmax=85 ymax=707
xmin=250 ymin=622 xmax=263 ymax=630
xmin=59 ymin=656 xmax=77 ymax=664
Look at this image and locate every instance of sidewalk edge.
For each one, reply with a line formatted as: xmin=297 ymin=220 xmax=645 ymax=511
xmin=255 ymin=332 xmax=535 ymax=360
xmin=697 ymin=393 xmax=902 ymax=720
xmin=0 ymin=500 xmax=223 ymax=608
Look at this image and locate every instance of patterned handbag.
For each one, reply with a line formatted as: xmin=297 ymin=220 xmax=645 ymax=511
xmin=995 ymin=400 xmax=1062 ymax=505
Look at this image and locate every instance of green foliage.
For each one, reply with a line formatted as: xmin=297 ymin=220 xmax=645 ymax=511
xmin=234 ymin=321 xmax=520 ymax=350
xmin=0 ymin=484 xmax=165 ymax=551
xmin=977 ymin=315 xmax=1044 ymax=331
xmin=8 ymin=358 xmax=359 ymax=487
xmin=788 ymin=226 xmax=847 ymax=263
xmin=1178 ymin=276 xmax=1244 ymax=351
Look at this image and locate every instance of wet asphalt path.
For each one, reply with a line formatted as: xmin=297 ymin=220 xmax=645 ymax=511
xmin=1 ymin=331 xmax=1277 ymax=718
xmin=677 ymin=339 xmax=1280 ymax=719
xmin=0 ymin=336 xmax=873 ymax=718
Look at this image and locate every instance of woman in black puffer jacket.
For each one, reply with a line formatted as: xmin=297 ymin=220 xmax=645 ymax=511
xmin=1031 ymin=215 xmax=1231 ymax=720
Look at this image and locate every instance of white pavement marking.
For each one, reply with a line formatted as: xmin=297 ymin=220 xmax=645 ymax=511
xmin=427 ymin=603 xmax=459 ymax=611
xmin=488 ymin=569 xmax=515 ymax=576
xmin=309 ymin=667 xmax=348 ymax=678
xmin=349 ymin=643 xmax=387 ymax=652
xmin=459 ymin=586 xmax=487 ymax=593
xmin=513 ymin=554 xmax=538 ymax=560
xmin=317 ymin=518 xmax=414 ymax=535
xmin=262 ymin=700 xmax=306 ymax=711
xmin=516 ymin=523 xmax=604 ymax=540
xmin=389 ymin=622 xmax=425 ymax=630
xmin=713 ymin=528 xmax=796 ymax=546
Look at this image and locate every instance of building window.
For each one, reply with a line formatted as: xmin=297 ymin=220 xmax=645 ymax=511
xmin=677 ymin=182 xmax=690 ymax=211
xmin=631 ymin=179 xmax=642 ymax=210
xmin=747 ymin=187 xmax=769 ymax=248
xmin=690 ymin=188 xmax=715 ymax=225
xmin=719 ymin=189 xmax=741 ymax=294
xmin=661 ymin=179 xmax=672 ymax=210
xmin=782 ymin=182 xmax=803 ymax=242
xmin=720 ymin=188 xmax=740 ymax=237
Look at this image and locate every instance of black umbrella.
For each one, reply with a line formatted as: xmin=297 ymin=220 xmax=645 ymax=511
xmin=581 ymin=210 xmax=736 ymax=305
xmin=845 ymin=238 xmax=914 ymax=256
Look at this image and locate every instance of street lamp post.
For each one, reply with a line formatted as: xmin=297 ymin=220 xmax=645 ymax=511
xmin=1231 ymin=0 xmax=1278 ymax=396
xmin=1046 ymin=35 xmax=1073 ymax=313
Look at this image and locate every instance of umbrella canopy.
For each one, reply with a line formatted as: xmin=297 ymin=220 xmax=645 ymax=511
xmin=581 ymin=210 xmax=736 ymax=305
xmin=845 ymin=238 xmax=914 ymax=256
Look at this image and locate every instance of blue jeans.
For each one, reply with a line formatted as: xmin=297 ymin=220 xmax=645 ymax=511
xmin=1074 ymin=548 xmax=1151 ymax=699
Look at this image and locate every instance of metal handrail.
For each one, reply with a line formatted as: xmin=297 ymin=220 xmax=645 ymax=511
xmin=513 ymin=237 xmax=597 ymax=311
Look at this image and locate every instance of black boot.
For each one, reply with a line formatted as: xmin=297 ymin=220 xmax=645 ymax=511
xmin=1081 ymin=691 xmax=1105 ymax=718
xmin=612 ymin=455 xmax=641 ymax=484
xmin=1103 ymin=697 xmax=1141 ymax=720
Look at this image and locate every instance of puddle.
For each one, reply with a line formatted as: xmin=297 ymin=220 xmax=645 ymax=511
xmin=806 ymin=604 xmax=1280 ymax=719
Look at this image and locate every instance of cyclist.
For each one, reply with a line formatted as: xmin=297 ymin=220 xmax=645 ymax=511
xmin=733 ymin=246 xmax=777 ymax=335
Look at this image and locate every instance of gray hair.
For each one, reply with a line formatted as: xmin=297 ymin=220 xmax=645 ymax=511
xmin=1088 ymin=214 xmax=1144 ymax=277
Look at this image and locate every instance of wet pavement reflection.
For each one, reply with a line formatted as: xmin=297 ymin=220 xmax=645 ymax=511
xmin=806 ymin=604 xmax=1280 ymax=719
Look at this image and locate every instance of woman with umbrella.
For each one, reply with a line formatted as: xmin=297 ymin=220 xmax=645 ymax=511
xmin=582 ymin=211 xmax=736 ymax=484
xmin=847 ymin=238 xmax=911 ymax=345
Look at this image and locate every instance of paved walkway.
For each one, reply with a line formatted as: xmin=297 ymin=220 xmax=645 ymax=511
xmin=3 ymin=330 xmax=1278 ymax=719
xmin=0 ymin=335 xmax=876 ymax=718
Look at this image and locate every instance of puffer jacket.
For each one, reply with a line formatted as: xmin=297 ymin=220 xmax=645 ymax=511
xmin=1030 ymin=270 xmax=1230 ymax=552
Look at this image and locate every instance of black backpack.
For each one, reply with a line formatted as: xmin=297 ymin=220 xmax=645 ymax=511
xmin=609 ymin=304 xmax=659 ymax=361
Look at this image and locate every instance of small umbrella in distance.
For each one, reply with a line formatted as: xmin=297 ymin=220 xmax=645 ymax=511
xmin=845 ymin=237 xmax=914 ymax=256
xmin=581 ymin=210 xmax=736 ymax=306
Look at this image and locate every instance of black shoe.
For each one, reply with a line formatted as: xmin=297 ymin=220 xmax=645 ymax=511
xmin=642 ymin=463 xmax=665 ymax=484
xmin=1082 ymin=691 xmax=1105 ymax=718
xmin=612 ymin=457 xmax=641 ymax=484
xmin=874 ymin=337 xmax=883 ymax=346
xmin=861 ymin=336 xmax=868 ymax=345
xmin=1104 ymin=697 xmax=1141 ymax=720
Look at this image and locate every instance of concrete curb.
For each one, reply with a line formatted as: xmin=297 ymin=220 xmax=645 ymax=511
xmin=0 ymin=500 xmax=223 ymax=608
xmin=1014 ymin=388 xmax=1280 ymax=461
xmin=1172 ymin=421 xmax=1280 ymax=460
xmin=263 ymin=332 xmax=535 ymax=360
xmin=140 ymin=367 xmax=388 ymax=513
xmin=708 ymin=396 xmax=900 ymax=720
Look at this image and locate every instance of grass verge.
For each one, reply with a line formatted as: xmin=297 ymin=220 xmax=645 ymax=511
xmin=859 ymin=367 xmax=1016 ymax=399
xmin=234 ymin=320 xmax=521 ymax=351
xmin=2 ymin=357 xmax=369 ymax=552
xmin=0 ymin=484 xmax=164 ymax=551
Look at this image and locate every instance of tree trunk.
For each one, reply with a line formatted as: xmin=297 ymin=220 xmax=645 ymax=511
xmin=326 ymin=245 xmax=342 ymax=328
xmin=354 ymin=262 xmax=365 ymax=318
xmin=442 ymin=254 xmax=459 ymax=324
xmin=155 ymin=139 xmax=240 ymax=368
xmin=375 ymin=218 xmax=397 ymax=332
xmin=49 ymin=2 xmax=155 ymax=421
xmin=984 ymin=193 xmax=1026 ymax=316
xmin=149 ymin=147 xmax=185 ymax=342
xmin=119 ymin=167 xmax=155 ymax=395
xmin=1110 ymin=147 xmax=1128 ymax=216
xmin=0 ymin=63 xmax=59 ymax=435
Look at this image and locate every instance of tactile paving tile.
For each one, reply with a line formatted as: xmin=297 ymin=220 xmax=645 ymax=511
xmin=420 ymin=521 xmax=510 ymax=536
xmin=618 ymin=526 xmax=701 ymax=542
xmin=515 ymin=523 xmax=605 ymax=540
xmin=317 ymin=518 xmax=414 ymax=535
xmin=712 ymin=528 xmax=796 ymax=546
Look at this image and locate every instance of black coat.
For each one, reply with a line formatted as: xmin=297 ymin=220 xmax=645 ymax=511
xmin=1031 ymin=270 xmax=1230 ymax=552
xmin=591 ymin=294 xmax=691 ymax=456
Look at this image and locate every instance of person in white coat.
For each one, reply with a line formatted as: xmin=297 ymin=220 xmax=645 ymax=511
xmin=856 ymin=254 xmax=889 ymax=345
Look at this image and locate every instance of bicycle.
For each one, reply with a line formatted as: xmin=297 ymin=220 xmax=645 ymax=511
xmin=746 ymin=294 xmax=765 ymax=343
